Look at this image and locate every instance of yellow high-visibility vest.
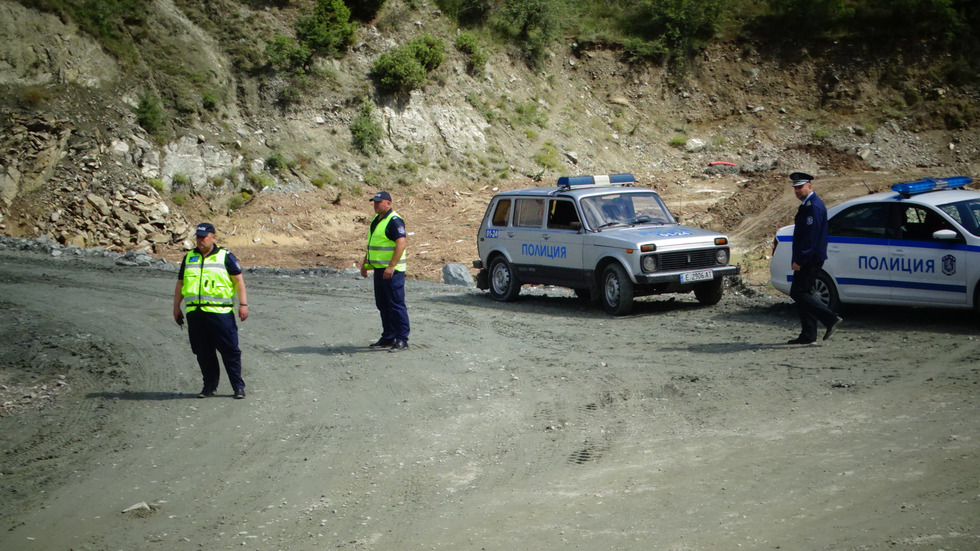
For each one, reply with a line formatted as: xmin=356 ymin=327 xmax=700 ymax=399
xmin=365 ymin=210 xmax=407 ymax=272
xmin=181 ymin=247 xmax=235 ymax=314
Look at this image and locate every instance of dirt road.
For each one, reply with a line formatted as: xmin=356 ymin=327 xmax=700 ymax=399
xmin=1 ymin=249 xmax=978 ymax=550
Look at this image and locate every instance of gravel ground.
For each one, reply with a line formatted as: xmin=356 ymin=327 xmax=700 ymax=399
xmin=1 ymin=247 xmax=978 ymax=550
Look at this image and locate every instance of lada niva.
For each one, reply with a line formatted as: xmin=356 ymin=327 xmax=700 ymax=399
xmin=473 ymin=173 xmax=741 ymax=315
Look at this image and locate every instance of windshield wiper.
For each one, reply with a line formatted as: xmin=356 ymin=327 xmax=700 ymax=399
xmin=598 ymin=221 xmax=626 ymax=229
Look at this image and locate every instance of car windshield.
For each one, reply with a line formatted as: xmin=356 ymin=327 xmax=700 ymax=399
xmin=580 ymin=191 xmax=674 ymax=230
xmin=938 ymin=198 xmax=980 ymax=236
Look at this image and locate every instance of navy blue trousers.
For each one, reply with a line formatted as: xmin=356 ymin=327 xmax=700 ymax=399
xmin=186 ymin=310 xmax=244 ymax=391
xmin=789 ymin=261 xmax=838 ymax=341
xmin=373 ymin=269 xmax=410 ymax=342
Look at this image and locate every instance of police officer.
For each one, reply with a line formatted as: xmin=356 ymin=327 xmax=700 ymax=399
xmin=787 ymin=173 xmax=843 ymax=344
xmin=361 ymin=191 xmax=410 ymax=352
xmin=173 ymin=222 xmax=249 ymax=398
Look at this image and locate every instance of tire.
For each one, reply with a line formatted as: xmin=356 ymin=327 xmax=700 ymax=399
xmin=812 ymin=271 xmax=841 ymax=312
xmin=601 ymin=263 xmax=634 ymax=315
xmin=488 ymin=256 xmax=521 ymax=302
xmin=694 ymin=278 xmax=723 ymax=306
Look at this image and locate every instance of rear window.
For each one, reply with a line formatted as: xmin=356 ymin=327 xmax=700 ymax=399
xmin=490 ymin=199 xmax=511 ymax=227
xmin=829 ymin=204 xmax=893 ymax=239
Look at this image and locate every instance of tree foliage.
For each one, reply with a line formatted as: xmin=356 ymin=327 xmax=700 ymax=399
xmin=295 ymin=0 xmax=356 ymax=58
xmin=344 ymin=0 xmax=386 ymax=22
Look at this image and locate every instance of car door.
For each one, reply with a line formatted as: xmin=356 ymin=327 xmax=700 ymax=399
xmin=890 ymin=203 xmax=970 ymax=305
xmin=510 ymin=197 xmax=548 ymax=282
xmin=480 ymin=197 xmax=516 ymax=261
xmin=537 ymin=198 xmax=586 ymax=287
xmin=827 ymin=202 xmax=896 ymax=302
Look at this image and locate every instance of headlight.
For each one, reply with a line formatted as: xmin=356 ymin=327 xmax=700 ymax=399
xmin=715 ymin=248 xmax=729 ymax=265
xmin=641 ymin=255 xmax=657 ymax=272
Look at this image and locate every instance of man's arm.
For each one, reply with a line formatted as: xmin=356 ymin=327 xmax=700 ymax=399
xmin=232 ymin=273 xmax=248 ymax=321
xmin=383 ymin=236 xmax=407 ymax=279
xmin=173 ymin=280 xmax=184 ymax=325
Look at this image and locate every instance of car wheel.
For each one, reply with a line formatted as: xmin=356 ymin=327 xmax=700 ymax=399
xmin=488 ymin=257 xmax=521 ymax=301
xmin=601 ymin=263 xmax=634 ymax=315
xmin=812 ymin=271 xmax=841 ymax=311
xmin=694 ymin=278 xmax=723 ymax=305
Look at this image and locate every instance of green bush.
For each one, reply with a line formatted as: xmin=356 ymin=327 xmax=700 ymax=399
xmin=493 ymin=0 xmax=564 ymax=69
xmin=351 ymin=103 xmax=384 ymax=155
xmin=74 ymin=0 xmax=142 ymax=40
xmin=171 ymin=194 xmax=187 ymax=206
xmin=455 ymin=32 xmax=488 ymax=75
xmin=172 ymin=173 xmax=191 ymax=191
xmin=407 ymin=34 xmax=445 ymax=72
xmin=265 ymin=35 xmax=313 ymax=70
xmin=372 ymin=48 xmax=428 ymax=94
xmin=134 ymin=92 xmax=165 ymax=134
xmin=296 ymin=0 xmax=356 ymax=58
xmin=266 ymin=152 xmax=290 ymax=173
xmin=201 ymin=92 xmax=218 ymax=111
xmin=623 ymin=0 xmax=721 ymax=67
xmin=228 ymin=191 xmax=252 ymax=210
xmin=533 ymin=141 xmax=560 ymax=169
xmin=764 ymin=0 xmax=853 ymax=37
xmin=149 ymin=178 xmax=166 ymax=192
xmin=436 ymin=0 xmax=494 ymax=25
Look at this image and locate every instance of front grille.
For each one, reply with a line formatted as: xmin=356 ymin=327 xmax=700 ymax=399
xmin=658 ymin=249 xmax=719 ymax=271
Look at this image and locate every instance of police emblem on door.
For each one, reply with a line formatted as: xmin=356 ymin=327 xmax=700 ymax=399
xmin=941 ymin=254 xmax=956 ymax=276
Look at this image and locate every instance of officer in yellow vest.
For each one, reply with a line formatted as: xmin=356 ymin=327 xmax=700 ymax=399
xmin=360 ymin=191 xmax=410 ymax=352
xmin=173 ymin=223 xmax=249 ymax=398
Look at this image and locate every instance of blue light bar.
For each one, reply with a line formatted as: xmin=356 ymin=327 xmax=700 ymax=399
xmin=891 ymin=176 xmax=972 ymax=196
xmin=557 ymin=173 xmax=636 ymax=188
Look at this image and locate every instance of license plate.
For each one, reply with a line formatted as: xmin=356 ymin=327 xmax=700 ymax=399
xmin=680 ymin=269 xmax=713 ymax=283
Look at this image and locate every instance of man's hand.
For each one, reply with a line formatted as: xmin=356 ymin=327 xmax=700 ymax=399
xmin=239 ymin=304 xmax=248 ymax=322
xmin=174 ymin=309 xmax=184 ymax=328
xmin=792 ymin=262 xmax=801 ymax=271
xmin=383 ymin=266 xmax=395 ymax=279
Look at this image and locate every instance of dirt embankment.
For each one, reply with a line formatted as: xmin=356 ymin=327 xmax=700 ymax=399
xmin=1 ymin=248 xmax=978 ymax=550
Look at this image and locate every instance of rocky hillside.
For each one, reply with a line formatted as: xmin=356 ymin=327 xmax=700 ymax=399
xmin=0 ymin=0 xmax=978 ymax=280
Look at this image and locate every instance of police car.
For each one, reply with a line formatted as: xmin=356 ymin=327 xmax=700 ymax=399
xmin=473 ymin=174 xmax=740 ymax=315
xmin=770 ymin=176 xmax=980 ymax=311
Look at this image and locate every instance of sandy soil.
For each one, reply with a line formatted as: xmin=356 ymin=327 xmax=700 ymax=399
xmin=1 ymin=248 xmax=978 ymax=550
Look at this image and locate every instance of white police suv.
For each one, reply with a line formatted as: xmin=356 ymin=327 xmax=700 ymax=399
xmin=473 ymin=174 xmax=740 ymax=315
xmin=770 ymin=176 xmax=980 ymax=311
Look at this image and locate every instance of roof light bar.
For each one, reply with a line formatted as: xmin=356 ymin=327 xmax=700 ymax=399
xmin=557 ymin=173 xmax=636 ymax=189
xmin=891 ymin=176 xmax=972 ymax=197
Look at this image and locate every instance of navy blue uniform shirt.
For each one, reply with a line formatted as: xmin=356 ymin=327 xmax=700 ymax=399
xmin=792 ymin=192 xmax=829 ymax=266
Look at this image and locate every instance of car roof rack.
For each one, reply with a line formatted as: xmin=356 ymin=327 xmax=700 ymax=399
xmin=891 ymin=176 xmax=972 ymax=198
xmin=556 ymin=173 xmax=635 ymax=190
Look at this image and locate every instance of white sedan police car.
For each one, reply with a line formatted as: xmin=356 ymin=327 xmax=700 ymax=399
xmin=474 ymin=174 xmax=740 ymax=315
xmin=771 ymin=176 xmax=980 ymax=311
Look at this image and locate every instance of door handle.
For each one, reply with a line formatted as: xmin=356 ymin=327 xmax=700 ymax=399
xmin=542 ymin=234 xmax=551 ymax=240
xmin=507 ymin=232 xmax=515 ymax=238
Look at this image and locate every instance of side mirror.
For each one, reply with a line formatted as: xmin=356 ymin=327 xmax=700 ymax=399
xmin=933 ymin=229 xmax=961 ymax=241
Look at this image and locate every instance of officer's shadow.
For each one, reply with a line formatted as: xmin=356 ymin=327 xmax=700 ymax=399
xmin=87 ymin=391 xmax=198 ymax=401
xmin=277 ymin=345 xmax=376 ymax=356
